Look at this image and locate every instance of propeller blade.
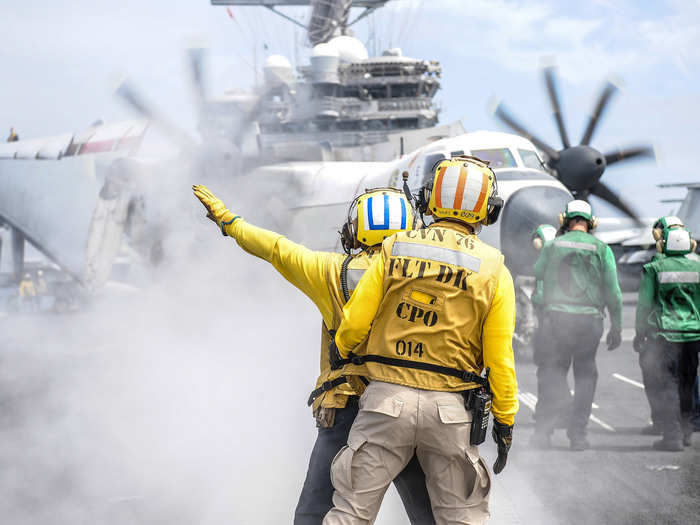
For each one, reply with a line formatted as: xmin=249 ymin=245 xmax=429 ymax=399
xmin=544 ymin=67 xmax=570 ymax=149
xmin=116 ymin=80 xmax=196 ymax=151
xmin=188 ymin=47 xmax=206 ymax=106
xmin=115 ymin=81 xmax=155 ymax=120
xmin=492 ymin=103 xmax=560 ymax=162
xmin=580 ymin=82 xmax=617 ymax=146
xmin=590 ymin=180 xmax=644 ymax=225
xmin=604 ymin=145 xmax=655 ymax=166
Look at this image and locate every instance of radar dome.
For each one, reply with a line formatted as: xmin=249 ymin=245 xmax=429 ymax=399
xmin=263 ymin=54 xmax=293 ymax=85
xmin=312 ymin=43 xmax=340 ymax=58
xmin=327 ymin=36 xmax=369 ymax=63
xmin=311 ymin=43 xmax=340 ymax=84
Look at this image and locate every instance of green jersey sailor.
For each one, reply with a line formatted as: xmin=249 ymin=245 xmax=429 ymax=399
xmin=531 ymin=200 xmax=622 ymax=450
xmin=634 ymin=224 xmax=700 ymax=451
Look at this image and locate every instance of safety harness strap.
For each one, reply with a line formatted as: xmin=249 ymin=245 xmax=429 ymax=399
xmin=307 ymin=376 xmax=349 ymax=406
xmin=333 ymin=353 xmax=488 ymax=387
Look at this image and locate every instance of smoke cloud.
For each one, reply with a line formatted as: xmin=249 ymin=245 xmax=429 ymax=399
xmin=0 ymin=146 xmax=418 ymax=523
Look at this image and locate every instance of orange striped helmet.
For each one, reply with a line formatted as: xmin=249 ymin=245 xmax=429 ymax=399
xmin=427 ymin=156 xmax=500 ymax=225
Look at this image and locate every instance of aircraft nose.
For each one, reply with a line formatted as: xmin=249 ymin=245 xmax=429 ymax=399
xmin=499 ymin=185 xmax=572 ymax=276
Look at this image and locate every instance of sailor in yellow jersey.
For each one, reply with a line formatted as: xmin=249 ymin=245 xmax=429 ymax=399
xmin=192 ymin=185 xmax=435 ymax=525
xmin=323 ymin=156 xmax=518 ymax=525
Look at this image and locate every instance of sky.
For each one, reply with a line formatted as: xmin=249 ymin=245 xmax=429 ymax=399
xmin=1 ymin=0 xmax=699 ymax=217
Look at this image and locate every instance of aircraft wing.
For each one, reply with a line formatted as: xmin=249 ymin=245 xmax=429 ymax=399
xmin=593 ymin=217 xmax=654 ymax=246
xmin=0 ymin=157 xmax=103 ymax=281
xmin=0 ymin=133 xmax=74 ymax=160
xmin=0 ymin=121 xmax=149 ymax=282
xmin=0 ymin=120 xmax=148 ymax=160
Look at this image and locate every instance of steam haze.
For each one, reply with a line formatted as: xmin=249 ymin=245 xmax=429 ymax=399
xmin=0 ymin=1 xmax=698 ymax=523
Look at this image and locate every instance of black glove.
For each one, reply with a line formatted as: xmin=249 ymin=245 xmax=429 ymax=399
xmin=329 ymin=340 xmax=343 ymax=370
xmin=606 ymin=326 xmax=622 ymax=351
xmin=632 ymin=334 xmax=646 ymax=353
xmin=491 ymin=419 xmax=513 ymax=475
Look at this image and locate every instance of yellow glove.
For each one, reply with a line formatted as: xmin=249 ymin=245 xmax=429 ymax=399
xmin=192 ymin=184 xmax=240 ymax=236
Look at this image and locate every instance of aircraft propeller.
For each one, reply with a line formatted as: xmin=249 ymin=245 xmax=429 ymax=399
xmin=187 ymin=47 xmax=206 ymax=109
xmin=493 ymin=67 xmax=654 ymax=224
xmin=116 ymin=80 xmax=198 ymax=153
xmin=116 ymin=47 xmax=266 ymax=160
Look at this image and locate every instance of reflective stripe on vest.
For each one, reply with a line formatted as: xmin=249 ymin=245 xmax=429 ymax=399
xmin=553 ymin=240 xmax=597 ymax=251
xmin=392 ymin=241 xmax=482 ymax=272
xmin=346 ymin=268 xmax=366 ymax=290
xmin=658 ymin=271 xmax=700 ymax=284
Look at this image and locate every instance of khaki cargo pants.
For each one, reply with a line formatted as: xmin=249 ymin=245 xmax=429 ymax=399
xmin=323 ymin=381 xmax=491 ymax=525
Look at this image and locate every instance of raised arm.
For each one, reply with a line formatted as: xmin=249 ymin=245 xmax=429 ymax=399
xmin=193 ymin=185 xmax=335 ymax=322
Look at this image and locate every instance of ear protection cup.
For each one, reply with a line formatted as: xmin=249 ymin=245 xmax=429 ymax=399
xmin=341 ymin=193 xmax=362 ymax=253
xmin=480 ymin=171 xmax=503 ymax=226
xmin=418 ymin=187 xmax=431 ymax=215
xmin=340 ymin=221 xmax=355 ymax=254
xmin=652 ymin=228 xmax=663 ymax=241
xmin=558 ymin=212 xmax=565 ymax=226
xmin=484 ymin=196 xmax=503 ymax=225
xmin=532 ymin=238 xmax=544 ymax=251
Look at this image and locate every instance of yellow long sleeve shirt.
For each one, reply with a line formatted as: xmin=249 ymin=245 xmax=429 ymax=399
xmin=224 ymin=218 xmax=338 ymax=327
xmin=223 ymin=218 xmax=375 ymax=409
xmin=335 ymin=234 xmax=519 ymax=426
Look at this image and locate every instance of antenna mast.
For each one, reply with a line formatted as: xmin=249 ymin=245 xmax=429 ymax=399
xmin=211 ymin=1 xmax=390 ymax=45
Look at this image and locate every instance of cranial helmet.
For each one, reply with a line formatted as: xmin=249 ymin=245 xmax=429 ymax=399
xmin=558 ymin=199 xmax=598 ymax=230
xmin=424 ymin=156 xmax=502 ymax=226
xmin=531 ymin=224 xmax=557 ymax=251
xmin=652 ymin=216 xmax=684 ymax=242
xmin=341 ymin=187 xmax=414 ymax=253
xmin=657 ymin=226 xmax=697 ymax=255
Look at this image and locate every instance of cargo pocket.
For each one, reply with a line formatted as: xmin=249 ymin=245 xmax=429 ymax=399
xmin=435 ymin=399 xmax=472 ymax=457
xmin=330 ymin=435 xmax=368 ymax=493
xmin=464 ymin=452 xmax=492 ymax=510
xmin=360 ymin=390 xmax=404 ymax=418
xmin=437 ymin=400 xmax=471 ymax=425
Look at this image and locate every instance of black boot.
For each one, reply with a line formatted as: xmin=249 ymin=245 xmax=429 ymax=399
xmin=569 ymin=435 xmax=590 ymax=451
xmin=640 ymin=424 xmax=662 ymax=435
xmin=652 ymin=438 xmax=683 ymax=451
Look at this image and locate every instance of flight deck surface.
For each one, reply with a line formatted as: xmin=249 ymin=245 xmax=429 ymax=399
xmin=0 ymin=288 xmax=698 ymax=524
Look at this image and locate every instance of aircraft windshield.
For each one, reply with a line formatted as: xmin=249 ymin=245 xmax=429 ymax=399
xmin=519 ymin=149 xmax=545 ymax=169
xmin=470 ymin=148 xmax=517 ymax=169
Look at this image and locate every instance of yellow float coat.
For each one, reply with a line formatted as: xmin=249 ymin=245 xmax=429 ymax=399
xmin=335 ymin=221 xmax=519 ymax=426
